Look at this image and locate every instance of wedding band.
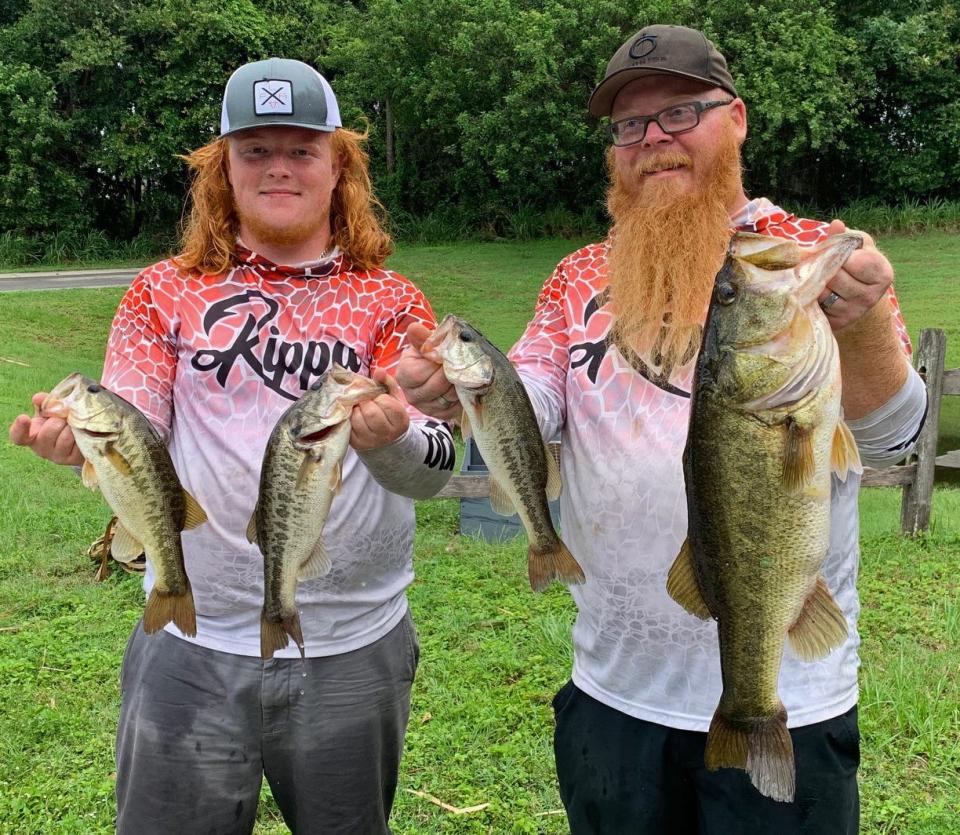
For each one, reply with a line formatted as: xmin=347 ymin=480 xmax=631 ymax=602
xmin=820 ymin=291 xmax=842 ymax=310
xmin=437 ymin=394 xmax=455 ymax=408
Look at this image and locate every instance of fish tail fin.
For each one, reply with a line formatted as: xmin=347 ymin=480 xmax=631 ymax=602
xmin=260 ymin=611 xmax=305 ymax=660
xmin=143 ymin=584 xmax=197 ymax=638
xmin=528 ymin=538 xmax=585 ymax=592
xmin=705 ymin=706 xmax=795 ymax=803
xmin=787 ymin=574 xmax=848 ymax=660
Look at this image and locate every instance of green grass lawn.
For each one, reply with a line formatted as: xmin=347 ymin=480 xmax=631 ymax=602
xmin=1 ymin=234 xmax=958 ymax=833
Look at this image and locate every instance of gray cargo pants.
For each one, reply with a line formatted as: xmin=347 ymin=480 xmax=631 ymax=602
xmin=115 ymin=611 xmax=419 ymax=834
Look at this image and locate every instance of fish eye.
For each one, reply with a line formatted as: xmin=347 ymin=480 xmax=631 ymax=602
xmin=87 ymin=384 xmax=103 ymax=393
xmin=715 ymin=283 xmax=737 ymax=305
xmin=459 ymin=332 xmax=473 ymax=343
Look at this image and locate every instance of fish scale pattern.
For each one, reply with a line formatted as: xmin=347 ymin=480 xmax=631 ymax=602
xmin=100 ymin=246 xmax=450 ymax=658
xmin=509 ymin=198 xmax=911 ymax=730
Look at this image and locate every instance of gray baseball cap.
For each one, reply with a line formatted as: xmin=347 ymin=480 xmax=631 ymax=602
xmin=588 ymin=25 xmax=737 ymax=118
xmin=219 ymin=57 xmax=342 ymax=137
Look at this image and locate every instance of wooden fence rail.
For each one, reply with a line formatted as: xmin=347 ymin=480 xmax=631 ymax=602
xmin=435 ymin=328 xmax=957 ymax=537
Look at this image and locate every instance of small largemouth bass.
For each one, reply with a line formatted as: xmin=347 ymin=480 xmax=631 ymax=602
xmin=422 ymin=315 xmax=584 ymax=591
xmin=248 ymin=366 xmax=386 ymax=659
xmin=42 ymin=373 xmax=206 ymax=636
xmin=667 ymin=232 xmax=864 ymax=802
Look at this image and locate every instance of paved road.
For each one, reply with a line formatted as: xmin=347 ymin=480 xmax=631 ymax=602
xmin=0 ymin=267 xmax=142 ymax=292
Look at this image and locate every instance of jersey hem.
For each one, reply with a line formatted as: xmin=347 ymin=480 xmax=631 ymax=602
xmin=159 ymin=598 xmax=409 ymax=659
xmin=570 ymin=668 xmax=859 ymax=731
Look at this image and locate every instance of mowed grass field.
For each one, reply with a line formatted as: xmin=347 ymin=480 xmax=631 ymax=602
xmin=1 ymin=233 xmax=958 ymax=834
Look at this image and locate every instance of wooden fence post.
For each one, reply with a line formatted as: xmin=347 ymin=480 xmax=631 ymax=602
xmin=900 ymin=328 xmax=947 ymax=536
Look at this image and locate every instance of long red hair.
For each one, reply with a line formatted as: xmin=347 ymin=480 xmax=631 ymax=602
xmin=174 ymin=128 xmax=392 ymax=274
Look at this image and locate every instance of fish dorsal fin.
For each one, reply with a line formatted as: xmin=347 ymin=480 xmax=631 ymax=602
xmin=488 ymin=475 xmax=517 ymax=517
xmin=545 ymin=443 xmax=562 ymax=501
xmin=298 ymin=537 xmax=331 ymax=580
xmin=245 ymin=511 xmax=259 ymax=545
xmin=458 ymin=409 xmax=473 ymax=440
xmin=182 ymin=491 xmax=208 ymax=530
xmin=666 ymin=538 xmax=712 ymax=620
xmin=295 ymin=454 xmax=321 ymax=490
xmin=831 ymin=420 xmax=863 ymax=482
xmin=81 ymin=459 xmax=99 ymax=490
xmin=782 ymin=420 xmax=815 ymax=492
xmin=787 ymin=574 xmax=848 ymax=660
xmin=104 ymin=443 xmax=132 ymax=476
xmin=110 ymin=521 xmax=144 ymax=563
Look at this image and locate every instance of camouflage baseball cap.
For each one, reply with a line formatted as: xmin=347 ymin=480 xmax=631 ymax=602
xmin=588 ymin=25 xmax=737 ymax=118
xmin=219 ymin=57 xmax=342 ymax=137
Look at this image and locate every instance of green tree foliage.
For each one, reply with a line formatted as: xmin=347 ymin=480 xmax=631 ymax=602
xmin=0 ymin=0 xmax=957 ymax=241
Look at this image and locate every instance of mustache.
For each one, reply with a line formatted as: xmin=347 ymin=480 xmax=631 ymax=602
xmin=629 ymin=151 xmax=694 ymax=177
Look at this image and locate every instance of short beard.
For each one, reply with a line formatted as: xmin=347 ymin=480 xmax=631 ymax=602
xmin=236 ymin=206 xmax=330 ymax=251
xmin=605 ymin=125 xmax=743 ymax=379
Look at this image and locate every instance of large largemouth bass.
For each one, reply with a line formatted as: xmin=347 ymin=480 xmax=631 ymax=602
xmin=422 ymin=315 xmax=584 ymax=591
xmin=248 ymin=367 xmax=386 ymax=659
xmin=42 ymin=373 xmax=206 ymax=636
xmin=666 ymin=232 xmax=864 ymax=802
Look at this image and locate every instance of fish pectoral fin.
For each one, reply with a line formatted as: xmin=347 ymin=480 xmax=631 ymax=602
xmin=298 ymin=538 xmax=332 ymax=581
xmin=782 ymin=419 xmax=816 ymax=492
xmin=458 ymin=409 xmax=473 ymax=440
xmin=544 ymin=442 xmax=562 ymax=501
xmin=104 ymin=443 xmax=133 ymax=476
xmin=787 ymin=574 xmax=848 ymax=661
xmin=831 ymin=419 xmax=863 ymax=482
xmin=295 ymin=455 xmax=320 ymax=490
xmin=330 ymin=460 xmax=343 ymax=493
xmin=110 ymin=521 xmax=144 ymax=563
xmin=245 ymin=512 xmax=259 ymax=546
xmin=666 ymin=539 xmax=712 ymax=620
xmin=182 ymin=491 xmax=208 ymax=530
xmin=81 ymin=459 xmax=99 ymax=490
xmin=487 ymin=476 xmax=517 ymax=517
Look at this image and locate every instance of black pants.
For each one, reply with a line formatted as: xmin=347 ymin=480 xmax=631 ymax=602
xmin=553 ymin=681 xmax=859 ymax=835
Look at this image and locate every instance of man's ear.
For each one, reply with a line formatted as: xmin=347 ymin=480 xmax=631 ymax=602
xmin=729 ymin=98 xmax=748 ymax=146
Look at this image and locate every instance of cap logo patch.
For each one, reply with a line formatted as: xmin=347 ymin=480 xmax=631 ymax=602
xmin=254 ymin=79 xmax=294 ymax=115
xmin=629 ymin=35 xmax=658 ymax=59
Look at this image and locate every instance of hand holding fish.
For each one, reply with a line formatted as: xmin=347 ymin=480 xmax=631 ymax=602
xmin=396 ymin=323 xmax=462 ymax=420
xmin=8 ymin=392 xmax=84 ymax=466
xmin=349 ymin=369 xmax=410 ymax=450
xmin=817 ymin=219 xmax=894 ymax=331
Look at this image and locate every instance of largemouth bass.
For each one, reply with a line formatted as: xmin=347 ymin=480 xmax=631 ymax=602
xmin=42 ymin=373 xmax=206 ymax=636
xmin=666 ymin=232 xmax=864 ymax=802
xmin=248 ymin=366 xmax=386 ymax=659
xmin=422 ymin=315 xmax=584 ymax=591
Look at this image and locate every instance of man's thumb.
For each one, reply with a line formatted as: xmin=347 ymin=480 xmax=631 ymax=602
xmin=406 ymin=323 xmax=432 ymax=352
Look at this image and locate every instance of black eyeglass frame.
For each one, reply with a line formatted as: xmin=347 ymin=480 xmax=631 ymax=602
xmin=607 ymin=99 xmax=736 ymax=147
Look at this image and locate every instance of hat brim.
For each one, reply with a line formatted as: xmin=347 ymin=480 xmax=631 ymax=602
xmin=221 ymin=121 xmax=338 ymax=138
xmin=588 ymin=67 xmax=736 ymax=118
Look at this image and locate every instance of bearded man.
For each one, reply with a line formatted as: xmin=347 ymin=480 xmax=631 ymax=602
xmin=398 ymin=25 xmax=927 ymax=834
xmin=10 ymin=58 xmax=453 ymax=834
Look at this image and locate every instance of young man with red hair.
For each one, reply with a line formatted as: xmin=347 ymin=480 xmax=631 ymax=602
xmin=10 ymin=58 xmax=453 ymax=834
xmin=399 ymin=25 xmax=926 ymax=834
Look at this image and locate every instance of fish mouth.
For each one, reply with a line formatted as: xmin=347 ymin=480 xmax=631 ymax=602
xmin=296 ymin=424 xmax=342 ymax=445
xmin=71 ymin=426 xmax=118 ymax=440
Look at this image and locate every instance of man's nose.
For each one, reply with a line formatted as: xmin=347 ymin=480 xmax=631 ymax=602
xmin=641 ymin=120 xmax=673 ymax=148
xmin=265 ymin=155 xmax=292 ymax=177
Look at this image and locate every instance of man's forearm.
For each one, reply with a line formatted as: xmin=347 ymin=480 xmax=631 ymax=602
xmin=836 ymin=296 xmax=910 ymax=420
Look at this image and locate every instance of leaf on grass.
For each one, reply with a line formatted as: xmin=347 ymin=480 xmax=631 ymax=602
xmin=405 ymin=789 xmax=490 ymax=815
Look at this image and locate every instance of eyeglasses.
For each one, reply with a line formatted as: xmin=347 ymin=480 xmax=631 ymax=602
xmin=608 ymin=99 xmax=735 ymax=147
